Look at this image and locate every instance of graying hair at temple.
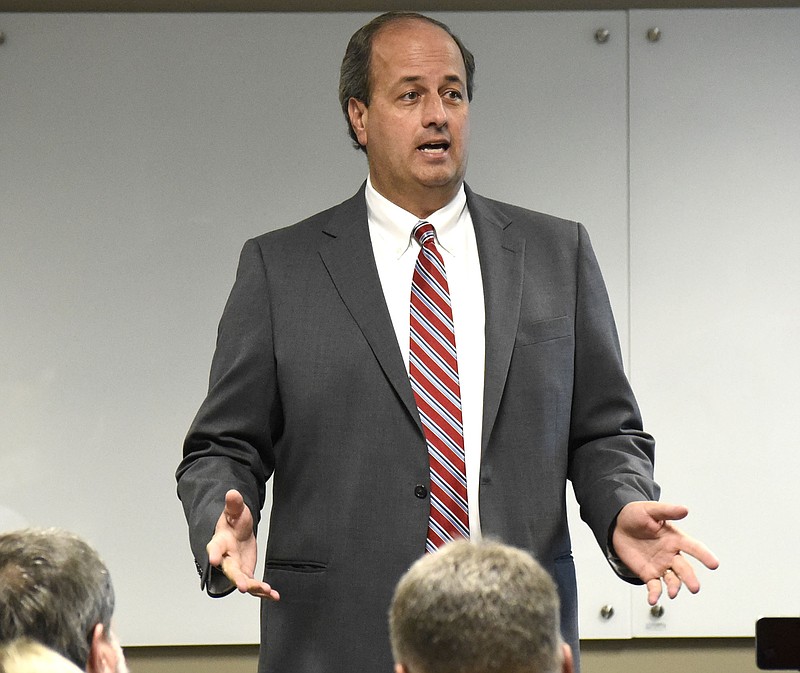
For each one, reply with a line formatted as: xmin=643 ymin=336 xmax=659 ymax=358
xmin=0 ymin=528 xmax=115 ymax=669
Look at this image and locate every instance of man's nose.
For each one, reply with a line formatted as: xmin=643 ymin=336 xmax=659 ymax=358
xmin=422 ymin=96 xmax=447 ymax=127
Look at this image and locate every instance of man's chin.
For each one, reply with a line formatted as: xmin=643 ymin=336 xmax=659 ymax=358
xmin=414 ymin=166 xmax=466 ymax=191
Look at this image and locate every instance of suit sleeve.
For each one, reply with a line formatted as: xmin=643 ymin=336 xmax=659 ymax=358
xmin=567 ymin=223 xmax=660 ymax=578
xmin=176 ymin=238 xmax=279 ymax=596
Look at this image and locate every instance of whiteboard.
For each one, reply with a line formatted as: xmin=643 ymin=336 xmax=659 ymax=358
xmin=627 ymin=8 xmax=800 ymax=637
xmin=11 ymin=9 xmax=793 ymax=646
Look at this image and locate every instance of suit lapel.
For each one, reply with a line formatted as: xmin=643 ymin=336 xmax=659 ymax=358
xmin=317 ymin=187 xmax=422 ymax=430
xmin=466 ymin=188 xmax=526 ymax=454
xmin=315 ymin=185 xmax=525 ymax=443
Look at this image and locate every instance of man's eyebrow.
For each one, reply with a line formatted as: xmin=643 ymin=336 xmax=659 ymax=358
xmin=396 ymin=74 xmax=465 ymax=86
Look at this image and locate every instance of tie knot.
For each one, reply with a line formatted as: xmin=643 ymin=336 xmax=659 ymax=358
xmin=412 ymin=221 xmax=436 ymax=247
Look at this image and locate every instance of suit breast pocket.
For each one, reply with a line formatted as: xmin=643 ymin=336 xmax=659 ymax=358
xmin=514 ymin=315 xmax=572 ymax=348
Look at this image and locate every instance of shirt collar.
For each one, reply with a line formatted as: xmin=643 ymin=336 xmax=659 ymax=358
xmin=365 ymin=176 xmax=468 ymax=259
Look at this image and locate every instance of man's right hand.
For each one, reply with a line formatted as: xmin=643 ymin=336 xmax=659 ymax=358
xmin=207 ymin=489 xmax=280 ymax=600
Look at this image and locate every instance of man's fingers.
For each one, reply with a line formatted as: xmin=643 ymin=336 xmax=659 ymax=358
xmin=246 ymin=583 xmax=281 ymax=601
xmin=671 ymin=555 xmax=701 ymax=594
xmin=224 ymin=489 xmax=246 ymax=522
xmin=648 ymin=551 xmax=713 ymax=605
xmin=646 ymin=578 xmax=662 ymax=606
xmin=220 ymin=554 xmax=248 ymax=586
xmin=662 ymin=568 xmax=682 ymax=599
xmin=628 ymin=502 xmax=718 ymax=606
xmin=679 ymin=536 xmax=720 ymax=571
xmin=645 ymin=501 xmax=689 ymax=522
xmin=206 ymin=538 xmax=224 ymax=566
xmin=220 ymin=557 xmax=280 ymax=600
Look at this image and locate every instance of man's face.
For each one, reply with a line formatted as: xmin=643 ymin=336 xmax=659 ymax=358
xmin=348 ymin=19 xmax=470 ymax=218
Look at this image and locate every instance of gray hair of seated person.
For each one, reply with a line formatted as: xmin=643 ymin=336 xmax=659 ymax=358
xmin=0 ymin=529 xmax=115 ymax=669
xmin=389 ymin=540 xmax=563 ymax=673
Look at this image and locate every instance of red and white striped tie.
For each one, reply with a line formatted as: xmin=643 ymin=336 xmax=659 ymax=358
xmin=409 ymin=221 xmax=469 ymax=552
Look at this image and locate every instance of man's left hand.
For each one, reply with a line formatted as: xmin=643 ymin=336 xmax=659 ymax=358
xmin=612 ymin=501 xmax=720 ymax=606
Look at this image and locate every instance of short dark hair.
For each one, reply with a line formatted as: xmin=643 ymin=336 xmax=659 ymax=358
xmin=0 ymin=529 xmax=115 ymax=669
xmin=339 ymin=11 xmax=476 ymax=152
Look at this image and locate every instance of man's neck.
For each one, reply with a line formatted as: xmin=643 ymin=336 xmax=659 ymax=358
xmin=368 ymin=181 xmax=463 ymax=220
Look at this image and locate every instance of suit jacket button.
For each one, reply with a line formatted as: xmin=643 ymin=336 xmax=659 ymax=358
xmin=414 ymin=484 xmax=428 ymax=499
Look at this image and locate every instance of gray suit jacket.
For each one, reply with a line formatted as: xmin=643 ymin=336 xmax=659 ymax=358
xmin=177 ymin=184 xmax=658 ymax=673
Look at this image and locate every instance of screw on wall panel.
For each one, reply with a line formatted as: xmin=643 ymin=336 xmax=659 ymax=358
xmin=595 ymin=28 xmax=610 ymax=44
xmin=647 ymin=27 xmax=662 ymax=42
xmin=600 ymin=604 xmax=615 ymax=620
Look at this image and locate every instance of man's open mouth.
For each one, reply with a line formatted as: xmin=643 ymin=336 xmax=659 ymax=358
xmin=418 ymin=142 xmax=450 ymax=153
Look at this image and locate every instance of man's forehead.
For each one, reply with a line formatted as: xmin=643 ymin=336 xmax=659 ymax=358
xmin=372 ymin=18 xmax=460 ymax=59
xmin=370 ymin=21 xmax=466 ymax=82
xmin=374 ymin=16 xmax=447 ymax=39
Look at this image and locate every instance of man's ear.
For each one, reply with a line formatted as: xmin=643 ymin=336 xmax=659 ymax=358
xmin=347 ymin=98 xmax=368 ymax=148
xmin=561 ymin=642 xmax=575 ymax=673
xmin=88 ymin=623 xmax=119 ymax=673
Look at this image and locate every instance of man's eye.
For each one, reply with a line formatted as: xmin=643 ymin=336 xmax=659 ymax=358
xmin=444 ymin=90 xmax=464 ymax=101
xmin=402 ymin=91 xmax=420 ymax=101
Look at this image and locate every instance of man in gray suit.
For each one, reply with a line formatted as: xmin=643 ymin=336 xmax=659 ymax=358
xmin=176 ymin=11 xmax=718 ymax=673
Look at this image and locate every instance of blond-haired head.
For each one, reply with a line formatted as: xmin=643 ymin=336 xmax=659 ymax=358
xmin=0 ymin=639 xmax=84 ymax=673
xmin=389 ymin=540 xmax=573 ymax=673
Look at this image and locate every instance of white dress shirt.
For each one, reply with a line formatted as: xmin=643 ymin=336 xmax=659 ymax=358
xmin=365 ymin=177 xmax=485 ymax=540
